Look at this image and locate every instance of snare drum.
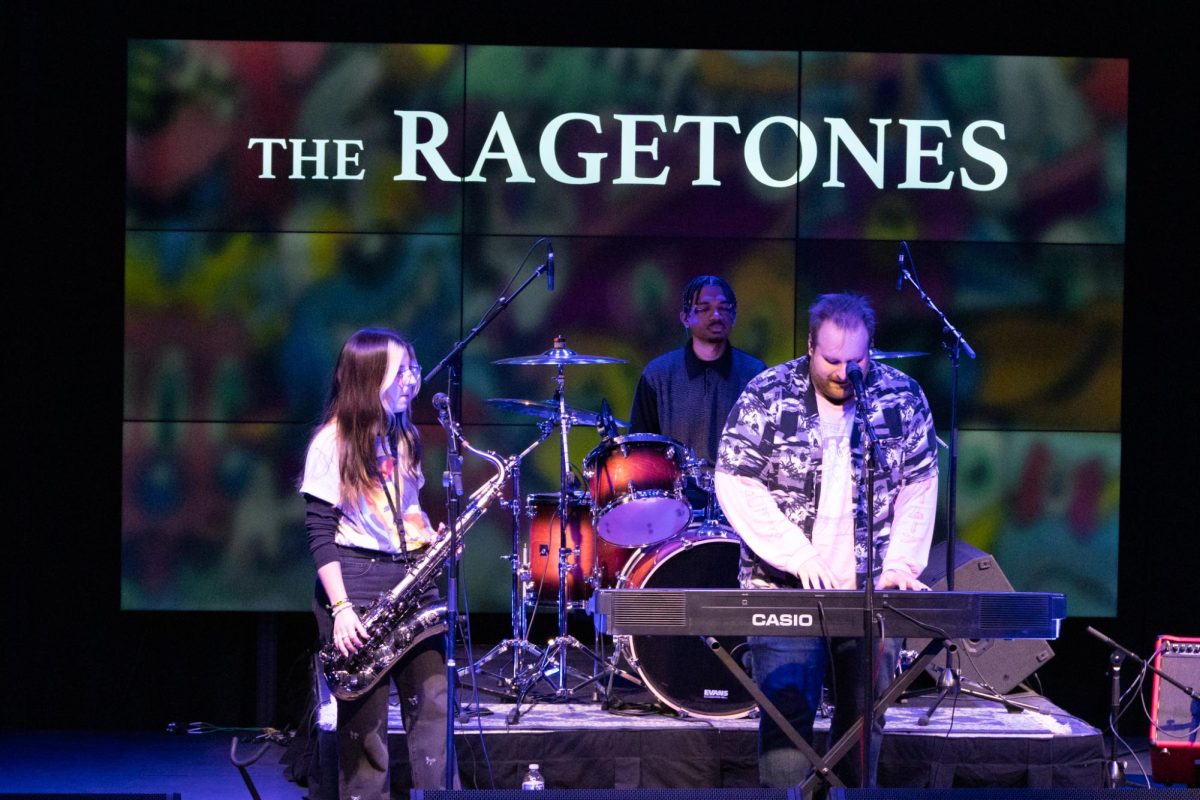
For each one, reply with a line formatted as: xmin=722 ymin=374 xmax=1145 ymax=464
xmin=525 ymin=492 xmax=596 ymax=608
xmin=583 ymin=433 xmax=691 ymax=547
xmin=615 ymin=524 xmax=755 ymax=719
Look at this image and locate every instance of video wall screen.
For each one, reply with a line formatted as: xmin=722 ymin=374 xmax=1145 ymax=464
xmin=125 ymin=43 xmax=1126 ymax=615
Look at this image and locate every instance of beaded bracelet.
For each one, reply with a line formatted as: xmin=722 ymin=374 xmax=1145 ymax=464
xmin=329 ymin=598 xmax=351 ymax=616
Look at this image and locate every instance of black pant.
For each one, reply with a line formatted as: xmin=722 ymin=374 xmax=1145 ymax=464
xmin=314 ymin=551 xmax=458 ymax=798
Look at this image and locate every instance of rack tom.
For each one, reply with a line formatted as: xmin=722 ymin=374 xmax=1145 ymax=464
xmin=583 ymin=433 xmax=691 ymax=547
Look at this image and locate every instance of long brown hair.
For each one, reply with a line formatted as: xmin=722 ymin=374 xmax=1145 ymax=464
xmin=321 ymin=328 xmax=423 ymax=504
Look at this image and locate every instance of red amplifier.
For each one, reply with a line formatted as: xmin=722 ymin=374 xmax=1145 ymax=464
xmin=1149 ymin=635 xmax=1200 ymax=787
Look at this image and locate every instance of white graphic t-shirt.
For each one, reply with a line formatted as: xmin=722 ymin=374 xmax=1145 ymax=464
xmin=809 ymin=396 xmax=858 ymax=588
xmin=301 ymin=423 xmax=434 ymax=553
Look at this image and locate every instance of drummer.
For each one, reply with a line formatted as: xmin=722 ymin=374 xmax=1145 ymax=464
xmin=628 ymin=275 xmax=766 ymax=511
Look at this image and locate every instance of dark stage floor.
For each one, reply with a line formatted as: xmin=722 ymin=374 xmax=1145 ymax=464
xmin=0 ymin=724 xmax=1183 ymax=799
xmin=0 ymin=729 xmax=305 ymax=799
xmin=1 ymin=653 xmax=1188 ymax=799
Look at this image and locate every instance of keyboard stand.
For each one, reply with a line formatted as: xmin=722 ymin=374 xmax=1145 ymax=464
xmin=702 ymin=635 xmax=948 ymax=799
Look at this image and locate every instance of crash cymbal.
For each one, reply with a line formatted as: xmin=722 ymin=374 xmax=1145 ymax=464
xmin=869 ymin=348 xmax=929 ymax=359
xmin=487 ymin=398 xmax=629 ymax=429
xmin=493 ymin=336 xmax=627 ymax=366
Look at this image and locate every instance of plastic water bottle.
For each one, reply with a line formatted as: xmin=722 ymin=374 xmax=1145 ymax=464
xmin=521 ymin=763 xmax=545 ymax=790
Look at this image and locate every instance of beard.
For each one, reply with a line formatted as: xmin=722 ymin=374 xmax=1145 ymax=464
xmin=811 ymin=371 xmax=852 ymax=405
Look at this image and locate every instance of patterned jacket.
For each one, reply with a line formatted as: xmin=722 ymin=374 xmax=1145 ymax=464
xmin=716 ymin=355 xmax=939 ymax=588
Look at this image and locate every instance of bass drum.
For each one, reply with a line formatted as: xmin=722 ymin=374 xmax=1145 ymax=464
xmin=617 ymin=524 xmax=755 ymax=719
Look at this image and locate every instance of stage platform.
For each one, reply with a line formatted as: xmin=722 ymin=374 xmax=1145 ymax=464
xmin=308 ymin=686 xmax=1108 ymax=793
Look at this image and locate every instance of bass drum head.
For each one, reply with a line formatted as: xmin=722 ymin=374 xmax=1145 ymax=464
xmin=624 ymin=527 xmax=755 ymax=719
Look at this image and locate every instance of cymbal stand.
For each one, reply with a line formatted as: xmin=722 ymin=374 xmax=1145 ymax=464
xmin=461 ymin=427 xmax=552 ymax=697
xmin=507 ymin=364 xmax=614 ymax=722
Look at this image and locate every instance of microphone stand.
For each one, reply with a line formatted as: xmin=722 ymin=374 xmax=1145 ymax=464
xmin=421 ymin=240 xmax=554 ymax=789
xmin=852 ymin=372 xmax=887 ymax=788
xmin=897 ymin=241 xmax=979 ymax=724
xmin=436 ymin=393 xmax=463 ymax=790
xmin=423 ymin=246 xmax=553 ymax=387
xmin=1106 ymin=647 xmax=1127 ymax=788
xmin=1086 ymin=626 xmax=1200 ymax=788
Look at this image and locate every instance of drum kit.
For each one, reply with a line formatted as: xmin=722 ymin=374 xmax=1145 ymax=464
xmin=464 ymin=338 xmax=931 ymax=720
xmin=463 ymin=336 xmax=754 ymax=720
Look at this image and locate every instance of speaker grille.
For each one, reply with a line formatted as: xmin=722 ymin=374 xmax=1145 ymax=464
xmin=610 ymin=591 xmax=688 ymax=627
xmin=979 ymin=593 xmax=1049 ymax=632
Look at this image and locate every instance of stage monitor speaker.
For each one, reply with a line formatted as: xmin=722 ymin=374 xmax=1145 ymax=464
xmin=1149 ymin=635 xmax=1200 ymax=787
xmin=909 ymin=541 xmax=1054 ymax=694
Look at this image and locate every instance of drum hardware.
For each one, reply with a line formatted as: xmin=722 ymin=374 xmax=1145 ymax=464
xmin=594 ymin=398 xmax=622 ymax=441
xmin=459 ymin=429 xmax=553 ymax=699
xmin=491 ymin=337 xmax=633 ymax=721
xmin=683 ymin=455 xmax=727 ymax=527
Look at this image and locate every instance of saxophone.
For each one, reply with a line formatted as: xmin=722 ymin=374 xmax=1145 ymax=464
xmin=319 ymin=431 xmax=509 ymax=702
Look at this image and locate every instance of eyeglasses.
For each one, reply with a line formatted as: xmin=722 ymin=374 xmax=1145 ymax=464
xmin=397 ymin=364 xmax=423 ymax=378
xmin=689 ymin=303 xmax=736 ymax=317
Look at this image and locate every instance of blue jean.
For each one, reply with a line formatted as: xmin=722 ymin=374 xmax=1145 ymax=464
xmin=314 ymin=550 xmax=458 ymax=798
xmin=749 ymin=635 xmax=899 ymax=789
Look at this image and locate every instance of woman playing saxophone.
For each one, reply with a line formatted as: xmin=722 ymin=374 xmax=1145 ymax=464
xmin=300 ymin=327 xmax=458 ymax=796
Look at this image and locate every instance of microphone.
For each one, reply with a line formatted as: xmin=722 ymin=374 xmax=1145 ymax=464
xmin=896 ymin=248 xmax=906 ymax=292
xmin=433 ymin=392 xmax=463 ymax=494
xmin=596 ymin=398 xmax=617 ymax=440
xmin=432 ymin=392 xmax=453 ymax=427
xmin=846 ymin=360 xmax=892 ymax=479
xmin=845 ymin=361 xmax=868 ymax=400
xmin=545 ymin=241 xmax=555 ymax=291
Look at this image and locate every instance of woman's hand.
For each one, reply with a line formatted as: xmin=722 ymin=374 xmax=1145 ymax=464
xmin=331 ymin=606 xmax=369 ymax=656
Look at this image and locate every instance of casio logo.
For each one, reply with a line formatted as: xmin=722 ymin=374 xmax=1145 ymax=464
xmin=751 ymin=612 xmax=814 ymax=627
